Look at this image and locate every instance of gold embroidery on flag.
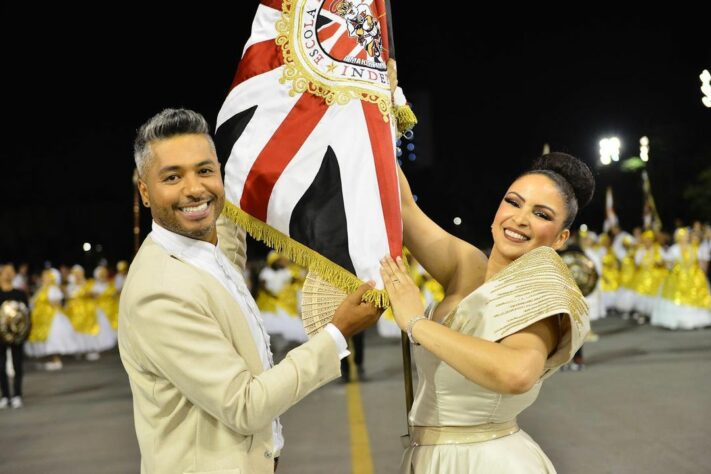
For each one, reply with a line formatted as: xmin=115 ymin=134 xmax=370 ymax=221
xmin=276 ymin=0 xmax=392 ymax=122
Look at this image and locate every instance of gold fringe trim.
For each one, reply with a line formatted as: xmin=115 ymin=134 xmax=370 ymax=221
xmin=222 ymin=201 xmax=389 ymax=308
xmin=394 ymin=103 xmax=418 ymax=137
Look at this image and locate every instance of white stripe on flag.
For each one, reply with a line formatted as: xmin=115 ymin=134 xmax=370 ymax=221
xmin=336 ymin=104 xmax=394 ymax=288
xmin=219 ymin=67 xmax=303 ymax=205
xmin=241 ymin=4 xmax=282 ymax=56
xmin=319 ymin=24 xmax=349 ymax=51
xmin=265 ymin=100 xmax=393 ymax=287
xmin=266 ymin=108 xmax=339 ymax=235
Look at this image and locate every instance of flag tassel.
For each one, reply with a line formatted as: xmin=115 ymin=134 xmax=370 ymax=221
xmin=393 ymin=103 xmax=417 ymax=137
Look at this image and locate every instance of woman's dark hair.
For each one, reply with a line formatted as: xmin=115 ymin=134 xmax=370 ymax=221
xmin=521 ymin=152 xmax=595 ymax=229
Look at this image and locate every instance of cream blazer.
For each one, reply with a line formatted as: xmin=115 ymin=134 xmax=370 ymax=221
xmin=119 ymin=217 xmax=340 ymax=474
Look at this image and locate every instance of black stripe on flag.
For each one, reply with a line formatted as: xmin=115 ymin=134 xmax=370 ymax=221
xmin=214 ymin=106 xmax=257 ymax=168
xmin=316 ymin=13 xmax=332 ymax=31
xmin=289 ymin=146 xmax=356 ymax=274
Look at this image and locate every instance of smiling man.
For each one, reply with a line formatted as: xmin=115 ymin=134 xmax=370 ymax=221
xmin=138 ymin=131 xmax=225 ymax=242
xmin=119 ymin=108 xmax=381 ymax=474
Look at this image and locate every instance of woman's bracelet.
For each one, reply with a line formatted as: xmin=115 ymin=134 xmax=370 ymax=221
xmin=406 ymin=315 xmax=428 ymax=345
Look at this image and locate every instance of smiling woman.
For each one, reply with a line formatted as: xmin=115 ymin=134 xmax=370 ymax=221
xmin=381 ymin=152 xmax=594 ymax=473
xmin=487 ymin=153 xmax=595 ymax=279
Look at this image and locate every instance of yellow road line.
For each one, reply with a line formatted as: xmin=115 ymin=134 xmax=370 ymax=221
xmin=347 ymin=380 xmax=374 ymax=474
xmin=346 ymin=349 xmax=374 ymax=474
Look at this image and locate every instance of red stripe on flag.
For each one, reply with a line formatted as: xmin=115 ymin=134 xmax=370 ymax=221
xmin=317 ymin=22 xmax=341 ymax=43
xmin=240 ymin=93 xmax=329 ymax=221
xmin=329 ymin=31 xmax=359 ymax=60
xmin=230 ymin=39 xmax=284 ymax=90
xmin=260 ymin=0 xmax=282 ymax=10
xmin=361 ymin=101 xmax=402 ymax=258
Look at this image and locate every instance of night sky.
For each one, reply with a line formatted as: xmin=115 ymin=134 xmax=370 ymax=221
xmin=3 ymin=4 xmax=709 ymax=270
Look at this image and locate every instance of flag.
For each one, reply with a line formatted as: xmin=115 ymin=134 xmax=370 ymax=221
xmin=603 ymin=186 xmax=619 ymax=233
xmin=215 ymin=0 xmax=401 ymax=305
xmin=641 ymin=170 xmax=662 ymax=232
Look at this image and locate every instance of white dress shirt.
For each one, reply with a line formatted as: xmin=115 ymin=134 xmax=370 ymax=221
xmin=149 ymin=221 xmax=349 ymax=453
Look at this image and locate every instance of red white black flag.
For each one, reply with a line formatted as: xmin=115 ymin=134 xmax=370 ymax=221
xmin=216 ymin=0 xmax=401 ymax=302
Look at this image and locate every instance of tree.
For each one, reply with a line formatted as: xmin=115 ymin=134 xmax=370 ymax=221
xmin=684 ymin=166 xmax=711 ymax=222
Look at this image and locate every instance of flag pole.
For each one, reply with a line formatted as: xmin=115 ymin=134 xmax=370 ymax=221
xmin=642 ymin=170 xmax=662 ymax=232
xmin=385 ymin=0 xmax=396 ymax=60
xmin=386 ymin=0 xmax=415 ymax=428
xmin=401 ymin=331 xmax=414 ymax=412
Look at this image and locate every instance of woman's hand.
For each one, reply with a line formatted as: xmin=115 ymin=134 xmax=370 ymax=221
xmin=380 ymin=255 xmax=425 ymax=330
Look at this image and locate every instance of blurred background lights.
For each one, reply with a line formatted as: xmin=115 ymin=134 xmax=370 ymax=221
xmin=640 ymin=136 xmax=650 ymax=162
xmin=599 ymin=137 xmax=621 ymax=165
xmin=700 ymin=69 xmax=711 ymax=108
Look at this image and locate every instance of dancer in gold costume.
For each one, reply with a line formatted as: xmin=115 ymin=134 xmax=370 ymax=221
xmin=651 ymin=228 xmax=711 ymax=329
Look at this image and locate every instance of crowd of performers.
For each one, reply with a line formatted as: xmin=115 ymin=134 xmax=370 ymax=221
xmin=250 ymin=249 xmax=446 ymax=346
xmin=252 ymin=219 xmax=711 ymax=374
xmin=252 ymin=252 xmax=310 ymax=347
xmin=3 ymin=219 xmax=709 ymax=407
xmin=1 ymin=261 xmax=127 ymax=408
xmin=9 ymin=262 xmax=127 ymax=369
xmin=380 ymin=220 xmax=711 ymax=341
xmin=248 ymin=216 xmax=711 ymax=378
xmin=578 ymin=221 xmax=711 ymax=330
xmin=249 ymin=248 xmax=444 ymax=382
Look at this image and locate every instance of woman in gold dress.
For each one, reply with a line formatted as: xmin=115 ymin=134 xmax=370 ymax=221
xmin=381 ymin=153 xmax=593 ymax=473
xmin=64 ymin=264 xmax=100 ymax=356
xmin=629 ymin=230 xmax=668 ymax=319
xmin=651 ymin=228 xmax=711 ymax=329
xmin=25 ymin=269 xmax=78 ymax=369
xmin=88 ymin=266 xmax=119 ymax=352
xmin=614 ymin=235 xmax=638 ymax=316
xmin=597 ymin=233 xmax=621 ymax=314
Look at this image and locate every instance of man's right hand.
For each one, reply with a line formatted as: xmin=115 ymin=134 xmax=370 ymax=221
xmin=330 ymin=282 xmax=383 ymax=339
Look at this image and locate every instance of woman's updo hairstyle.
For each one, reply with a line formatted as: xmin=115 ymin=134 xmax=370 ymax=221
xmin=522 ymin=152 xmax=595 ymax=230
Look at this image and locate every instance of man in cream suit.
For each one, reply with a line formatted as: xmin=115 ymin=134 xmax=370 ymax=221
xmin=119 ymin=109 xmax=381 ymax=474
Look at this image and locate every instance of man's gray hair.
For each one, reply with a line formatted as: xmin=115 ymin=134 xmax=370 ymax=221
xmin=133 ymin=108 xmax=215 ymax=177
